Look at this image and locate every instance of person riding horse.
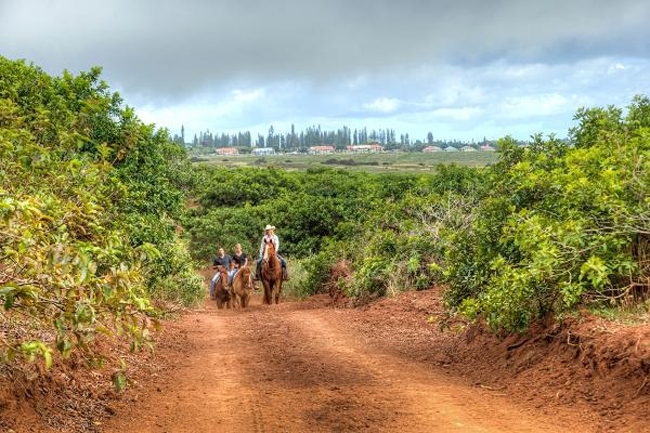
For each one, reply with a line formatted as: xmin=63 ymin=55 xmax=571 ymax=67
xmin=210 ymin=247 xmax=232 ymax=297
xmin=228 ymin=243 xmax=247 ymax=284
xmin=255 ymin=225 xmax=289 ymax=281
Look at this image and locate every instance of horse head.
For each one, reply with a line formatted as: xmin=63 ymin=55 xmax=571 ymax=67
xmin=218 ymin=266 xmax=229 ymax=280
xmin=264 ymin=240 xmax=277 ymax=266
xmin=239 ymin=265 xmax=253 ymax=290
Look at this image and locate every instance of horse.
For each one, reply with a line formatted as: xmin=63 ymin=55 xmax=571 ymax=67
xmin=261 ymin=241 xmax=283 ymax=305
xmin=213 ymin=266 xmax=232 ymax=309
xmin=231 ymin=264 xmax=253 ymax=308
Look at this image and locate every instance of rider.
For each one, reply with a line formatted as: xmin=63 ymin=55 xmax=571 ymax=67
xmin=255 ymin=225 xmax=289 ymax=281
xmin=210 ymin=247 xmax=232 ymax=297
xmin=229 ymin=243 xmax=247 ymax=284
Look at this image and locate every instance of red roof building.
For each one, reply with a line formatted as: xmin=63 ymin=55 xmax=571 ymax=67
xmin=216 ymin=147 xmax=239 ymax=155
xmin=309 ymin=145 xmax=335 ymax=154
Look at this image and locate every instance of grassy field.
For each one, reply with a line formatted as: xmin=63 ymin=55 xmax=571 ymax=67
xmin=193 ymin=151 xmax=498 ymax=173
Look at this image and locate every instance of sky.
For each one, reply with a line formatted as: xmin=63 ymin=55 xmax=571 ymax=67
xmin=1 ymin=0 xmax=650 ymax=142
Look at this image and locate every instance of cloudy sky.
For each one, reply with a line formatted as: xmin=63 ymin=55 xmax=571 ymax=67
xmin=2 ymin=0 xmax=650 ymax=141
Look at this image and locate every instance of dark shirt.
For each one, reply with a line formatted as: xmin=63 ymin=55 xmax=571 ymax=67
xmin=212 ymin=255 xmax=232 ymax=269
xmin=232 ymin=253 xmax=247 ymax=268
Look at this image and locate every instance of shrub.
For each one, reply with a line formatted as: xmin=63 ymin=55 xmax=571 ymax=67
xmin=0 ymin=57 xmax=202 ymax=370
xmin=444 ymin=98 xmax=650 ymax=332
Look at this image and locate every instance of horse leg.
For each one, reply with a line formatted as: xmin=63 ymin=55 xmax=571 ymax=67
xmin=261 ymin=280 xmax=269 ymax=305
xmin=275 ymin=280 xmax=283 ymax=304
xmin=271 ymin=281 xmax=277 ymax=304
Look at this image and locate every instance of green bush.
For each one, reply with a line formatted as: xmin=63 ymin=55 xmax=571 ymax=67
xmin=444 ymin=97 xmax=650 ymax=332
xmin=0 ymin=57 xmax=202 ymax=370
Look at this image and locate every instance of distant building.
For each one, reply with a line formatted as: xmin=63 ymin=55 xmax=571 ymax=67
xmin=461 ymin=145 xmax=477 ymax=152
xmin=345 ymin=144 xmax=383 ymax=153
xmin=480 ymin=144 xmax=496 ymax=151
xmin=422 ymin=146 xmax=443 ymax=153
xmin=444 ymin=146 xmax=459 ymax=152
xmin=252 ymin=147 xmax=276 ymax=156
xmin=215 ymin=147 xmax=239 ymax=155
xmin=309 ymin=145 xmax=335 ymax=155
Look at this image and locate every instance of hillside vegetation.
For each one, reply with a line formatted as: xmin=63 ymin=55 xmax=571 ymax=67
xmin=0 ymin=58 xmax=202 ymax=374
xmin=188 ymin=96 xmax=650 ymax=332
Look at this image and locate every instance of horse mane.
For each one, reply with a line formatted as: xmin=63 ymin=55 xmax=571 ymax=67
xmin=239 ymin=265 xmax=251 ymax=278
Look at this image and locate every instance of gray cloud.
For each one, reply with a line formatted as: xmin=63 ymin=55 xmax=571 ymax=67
xmin=2 ymin=0 xmax=649 ymax=101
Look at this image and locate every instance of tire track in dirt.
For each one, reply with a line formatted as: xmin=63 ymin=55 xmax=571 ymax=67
xmin=235 ymin=305 xmax=407 ymax=432
xmin=280 ymin=309 xmax=571 ymax=432
xmin=104 ymin=297 xmax=580 ymax=432
xmin=104 ymin=306 xmax=261 ymax=433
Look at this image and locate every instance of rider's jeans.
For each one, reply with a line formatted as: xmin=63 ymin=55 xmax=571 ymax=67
xmin=210 ymin=273 xmax=219 ymax=297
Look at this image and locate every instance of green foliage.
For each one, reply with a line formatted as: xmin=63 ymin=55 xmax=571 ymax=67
xmin=187 ymin=161 xmax=485 ymax=301
xmin=185 ymin=91 xmax=650 ymax=335
xmin=281 ymin=258 xmax=312 ymax=298
xmin=0 ymin=57 xmax=202 ymax=371
xmin=444 ymin=96 xmax=650 ymax=332
xmin=298 ymin=243 xmax=347 ymax=297
xmin=185 ymin=167 xmax=378 ymax=258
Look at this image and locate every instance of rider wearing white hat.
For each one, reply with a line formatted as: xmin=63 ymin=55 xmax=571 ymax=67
xmin=255 ymin=225 xmax=289 ymax=281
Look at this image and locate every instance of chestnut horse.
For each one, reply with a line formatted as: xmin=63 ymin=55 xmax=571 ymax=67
xmin=213 ymin=267 xmax=232 ymax=309
xmin=232 ymin=264 xmax=253 ymax=308
xmin=261 ymin=241 xmax=283 ymax=304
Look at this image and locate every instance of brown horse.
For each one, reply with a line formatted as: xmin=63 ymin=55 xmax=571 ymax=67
xmin=213 ymin=267 xmax=232 ymax=309
xmin=261 ymin=241 xmax=283 ymax=305
xmin=232 ymin=264 xmax=253 ymax=308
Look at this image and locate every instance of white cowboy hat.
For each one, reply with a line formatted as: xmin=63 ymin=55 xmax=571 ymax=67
xmin=264 ymin=224 xmax=276 ymax=231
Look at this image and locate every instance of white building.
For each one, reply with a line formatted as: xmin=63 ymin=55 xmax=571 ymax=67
xmin=309 ymin=145 xmax=335 ymax=155
xmin=252 ymin=147 xmax=276 ymax=156
xmin=346 ymin=144 xmax=383 ymax=153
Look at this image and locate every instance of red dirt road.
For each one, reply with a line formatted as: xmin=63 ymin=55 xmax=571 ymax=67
xmin=104 ymin=297 xmax=583 ymax=433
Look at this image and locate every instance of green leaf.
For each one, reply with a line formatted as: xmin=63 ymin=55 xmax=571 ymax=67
xmin=112 ymin=371 xmax=127 ymax=392
xmin=43 ymin=349 xmax=53 ymax=369
xmin=4 ymin=293 xmax=14 ymax=310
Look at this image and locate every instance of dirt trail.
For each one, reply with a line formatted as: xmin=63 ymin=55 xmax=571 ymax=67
xmin=103 ymin=295 xmax=586 ymax=433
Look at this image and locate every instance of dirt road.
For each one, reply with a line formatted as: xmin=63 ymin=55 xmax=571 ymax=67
xmin=104 ymin=296 xmax=580 ymax=433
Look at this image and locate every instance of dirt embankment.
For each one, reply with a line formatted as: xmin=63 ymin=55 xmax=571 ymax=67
xmin=325 ymin=289 xmax=650 ymax=432
xmin=0 ymin=336 xmax=162 ymax=433
xmin=1 ymin=286 xmax=649 ymax=432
